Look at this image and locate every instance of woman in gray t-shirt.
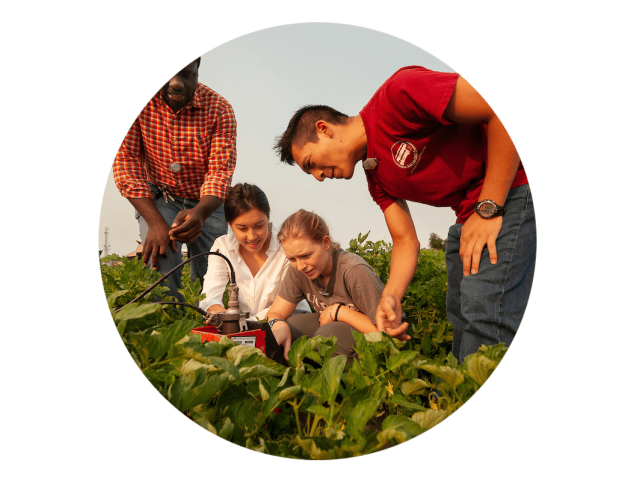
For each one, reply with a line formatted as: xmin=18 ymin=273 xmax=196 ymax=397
xmin=266 ymin=209 xmax=384 ymax=360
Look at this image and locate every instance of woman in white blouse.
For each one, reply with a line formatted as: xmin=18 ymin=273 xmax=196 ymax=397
xmin=200 ymin=183 xmax=310 ymax=320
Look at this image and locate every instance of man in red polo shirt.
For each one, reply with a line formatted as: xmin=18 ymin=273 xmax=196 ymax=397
xmin=113 ymin=58 xmax=237 ymax=301
xmin=274 ymin=66 xmax=536 ymax=361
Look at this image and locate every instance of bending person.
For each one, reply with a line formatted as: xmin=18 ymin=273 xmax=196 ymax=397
xmin=200 ymin=183 xmax=310 ymax=321
xmin=267 ymin=209 xmax=383 ymax=360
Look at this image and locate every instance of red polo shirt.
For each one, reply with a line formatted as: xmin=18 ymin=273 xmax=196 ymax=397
xmin=361 ymin=66 xmax=527 ymax=223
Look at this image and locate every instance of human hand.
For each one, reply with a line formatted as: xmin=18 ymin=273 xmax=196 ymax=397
xmin=143 ymin=221 xmax=178 ymax=270
xmin=375 ymin=294 xmax=410 ymax=341
xmin=459 ymin=213 xmax=503 ymax=276
xmin=169 ymin=208 xmax=205 ymax=243
xmin=204 ymin=305 xmax=225 ymax=325
xmin=271 ymin=321 xmax=292 ymax=361
xmin=319 ymin=305 xmax=337 ymax=326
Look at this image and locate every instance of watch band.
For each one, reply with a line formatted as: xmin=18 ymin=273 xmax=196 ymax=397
xmin=474 ymin=199 xmax=506 ymax=219
xmin=268 ymin=318 xmax=283 ymax=328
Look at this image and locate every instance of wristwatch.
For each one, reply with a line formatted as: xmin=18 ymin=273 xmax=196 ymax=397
xmin=268 ymin=318 xmax=283 ymax=328
xmin=474 ymin=199 xmax=506 ymax=219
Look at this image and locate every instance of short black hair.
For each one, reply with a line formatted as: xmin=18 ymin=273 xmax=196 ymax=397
xmin=273 ymin=105 xmax=348 ymax=165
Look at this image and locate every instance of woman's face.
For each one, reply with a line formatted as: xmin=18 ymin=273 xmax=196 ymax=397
xmin=230 ymin=207 xmax=270 ymax=253
xmin=281 ymin=235 xmax=332 ymax=280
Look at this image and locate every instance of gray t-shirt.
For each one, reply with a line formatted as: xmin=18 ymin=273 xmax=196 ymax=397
xmin=277 ymin=249 xmax=383 ymax=325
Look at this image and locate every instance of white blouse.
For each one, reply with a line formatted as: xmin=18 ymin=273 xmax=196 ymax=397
xmin=200 ymin=227 xmax=310 ymax=320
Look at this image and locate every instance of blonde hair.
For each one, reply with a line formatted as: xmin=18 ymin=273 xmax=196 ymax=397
xmin=277 ymin=209 xmax=340 ymax=251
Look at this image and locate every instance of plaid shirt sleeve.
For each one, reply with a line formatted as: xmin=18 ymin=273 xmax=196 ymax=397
xmin=200 ymin=102 xmax=237 ymax=200
xmin=112 ymin=117 xmax=152 ymax=198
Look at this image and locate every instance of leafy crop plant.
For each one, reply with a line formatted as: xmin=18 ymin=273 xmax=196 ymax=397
xmin=101 ymin=234 xmax=508 ymax=459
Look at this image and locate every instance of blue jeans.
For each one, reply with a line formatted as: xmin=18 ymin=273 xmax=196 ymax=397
xmin=135 ymin=183 xmax=227 ymax=301
xmin=445 ymin=184 xmax=536 ymax=362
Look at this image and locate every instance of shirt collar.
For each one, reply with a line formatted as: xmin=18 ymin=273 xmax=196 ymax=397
xmin=190 ymin=84 xmax=204 ymax=109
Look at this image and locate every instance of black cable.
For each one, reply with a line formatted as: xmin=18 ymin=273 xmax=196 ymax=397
xmin=154 ymin=301 xmax=208 ymax=316
xmin=114 ymin=250 xmax=235 ymax=314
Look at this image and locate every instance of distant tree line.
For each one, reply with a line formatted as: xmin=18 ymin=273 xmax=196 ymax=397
xmin=428 ymin=233 xmax=446 ymax=252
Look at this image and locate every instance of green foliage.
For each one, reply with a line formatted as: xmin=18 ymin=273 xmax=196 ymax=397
xmin=348 ymin=232 xmax=452 ymax=359
xmin=102 ymin=235 xmax=508 ymax=459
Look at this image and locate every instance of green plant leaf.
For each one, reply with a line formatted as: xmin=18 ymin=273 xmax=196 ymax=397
xmin=320 ymin=355 xmax=347 ymax=405
xmin=411 ymin=409 xmax=451 ymax=430
xmin=420 ymin=364 xmax=464 ymax=389
xmin=381 ymin=415 xmax=423 ymax=440
xmin=400 ymin=378 xmax=430 ymax=397
xmin=113 ymin=302 xmax=161 ymax=322
xmin=107 ymin=290 xmax=129 ymax=309
xmin=288 ymin=336 xmax=309 ymax=368
xmin=386 ymin=350 xmax=419 ymax=372
xmin=278 ymin=385 xmax=302 ymax=402
xmin=345 ymin=398 xmax=380 ymax=446
xmin=295 ymin=437 xmax=334 ymax=460
xmin=306 ymin=404 xmax=332 ymax=422
xmin=464 ymin=354 xmax=498 ymax=386
xmin=217 ymin=417 xmax=235 ymax=440
xmin=239 ymin=364 xmax=281 ymax=381
xmin=386 ymin=394 xmax=427 ymax=412
xmin=168 ymin=369 xmax=229 ymax=412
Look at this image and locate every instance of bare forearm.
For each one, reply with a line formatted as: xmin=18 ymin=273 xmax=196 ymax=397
xmin=335 ymin=306 xmax=377 ymax=334
xmin=128 ymin=197 xmax=166 ymax=227
xmin=193 ymin=195 xmax=223 ymax=220
xmin=383 ymin=239 xmax=419 ymax=303
xmin=479 ymin=116 xmax=521 ymax=205
xmin=265 ymin=297 xmax=297 ymax=322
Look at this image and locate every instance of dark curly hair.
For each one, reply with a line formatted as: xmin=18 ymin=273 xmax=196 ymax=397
xmin=273 ymin=105 xmax=348 ymax=165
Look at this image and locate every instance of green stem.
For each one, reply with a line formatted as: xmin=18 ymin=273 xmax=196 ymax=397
xmin=328 ymin=404 xmax=335 ymax=430
xmin=289 ymin=400 xmax=303 ymax=438
xmin=309 ymin=414 xmax=321 ymax=437
xmin=452 ymin=388 xmax=464 ymax=406
xmin=305 ymin=412 xmax=312 ymax=436
xmin=142 ymin=357 xmax=180 ymax=373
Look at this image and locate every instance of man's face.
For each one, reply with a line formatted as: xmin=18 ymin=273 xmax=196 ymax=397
xmin=161 ymin=60 xmax=199 ymax=113
xmin=291 ymin=129 xmax=357 ymax=182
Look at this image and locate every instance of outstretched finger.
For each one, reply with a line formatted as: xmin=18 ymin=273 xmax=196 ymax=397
xmin=471 ymin=243 xmax=484 ymax=275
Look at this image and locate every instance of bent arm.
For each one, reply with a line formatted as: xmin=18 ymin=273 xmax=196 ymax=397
xmin=443 ymin=76 xmax=520 ymax=275
xmin=443 ymin=76 xmax=520 ymax=205
xmin=334 ymin=306 xmax=377 ymax=334
xmin=265 ymin=295 xmax=297 ymax=322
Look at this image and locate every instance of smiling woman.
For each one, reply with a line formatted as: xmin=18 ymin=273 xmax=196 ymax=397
xmin=200 ymin=183 xmax=310 ymax=319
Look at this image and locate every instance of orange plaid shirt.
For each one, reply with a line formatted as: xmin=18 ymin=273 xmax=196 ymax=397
xmin=113 ymin=83 xmax=237 ymax=200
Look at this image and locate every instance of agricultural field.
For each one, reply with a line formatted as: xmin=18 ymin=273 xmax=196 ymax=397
xmin=101 ymin=233 xmax=506 ymax=459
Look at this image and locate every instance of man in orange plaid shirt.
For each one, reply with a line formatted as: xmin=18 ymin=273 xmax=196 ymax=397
xmin=113 ymin=57 xmax=237 ymax=301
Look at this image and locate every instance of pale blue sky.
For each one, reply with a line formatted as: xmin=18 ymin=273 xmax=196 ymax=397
xmin=99 ymin=23 xmax=461 ymax=255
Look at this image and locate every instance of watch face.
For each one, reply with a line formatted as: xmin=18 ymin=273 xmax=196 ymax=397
xmin=477 ymin=201 xmax=496 ymax=218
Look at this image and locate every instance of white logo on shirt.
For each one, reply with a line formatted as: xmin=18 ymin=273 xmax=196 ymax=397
xmin=391 ymin=141 xmax=418 ymax=169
